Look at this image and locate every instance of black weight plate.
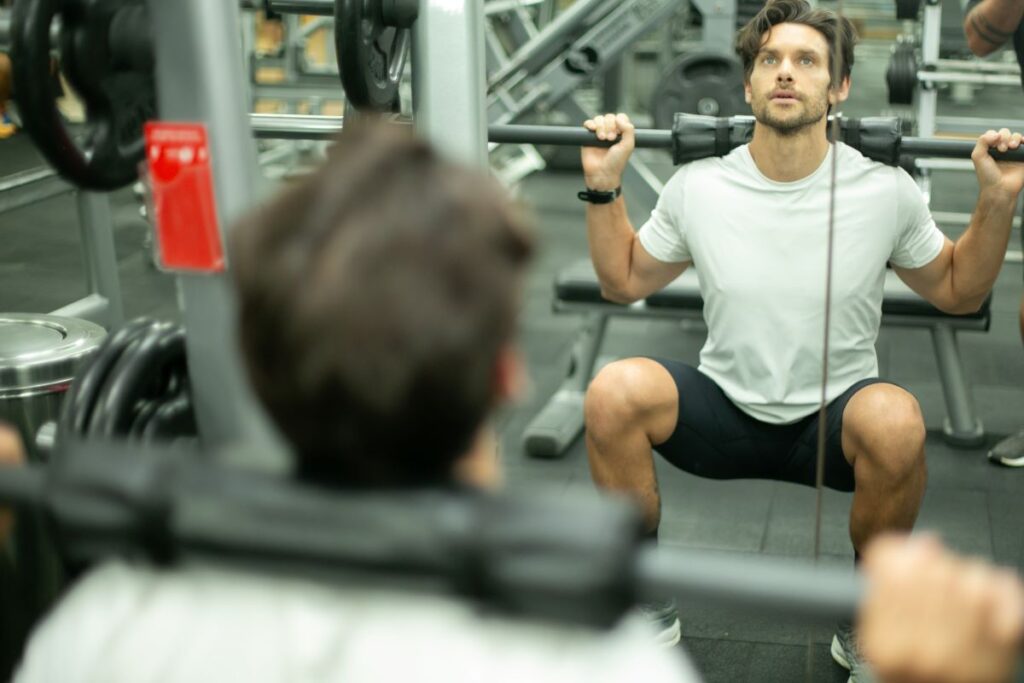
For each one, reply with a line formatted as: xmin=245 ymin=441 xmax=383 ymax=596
xmin=334 ymin=0 xmax=411 ymax=111
xmin=651 ymin=52 xmax=750 ymax=131
xmin=885 ymin=43 xmax=916 ymax=106
xmin=13 ymin=0 xmax=154 ymax=191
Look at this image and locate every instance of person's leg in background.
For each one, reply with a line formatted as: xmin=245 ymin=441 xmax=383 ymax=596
xmin=988 ymin=214 xmax=1024 ymax=467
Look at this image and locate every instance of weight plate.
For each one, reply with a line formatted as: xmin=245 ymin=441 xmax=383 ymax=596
xmin=651 ymin=51 xmax=750 ymax=132
xmin=12 ymin=0 xmax=154 ymax=191
xmin=335 ymin=0 xmax=411 ymax=111
xmin=885 ymin=43 xmax=917 ymax=106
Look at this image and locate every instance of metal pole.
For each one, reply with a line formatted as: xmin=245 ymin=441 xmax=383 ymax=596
xmin=73 ymin=192 xmax=124 ymax=329
xmin=145 ymin=0 xmax=285 ymax=454
xmin=412 ymin=0 xmax=488 ymax=167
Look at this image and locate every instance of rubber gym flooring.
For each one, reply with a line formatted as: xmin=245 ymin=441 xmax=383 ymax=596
xmin=0 ymin=41 xmax=1022 ymax=682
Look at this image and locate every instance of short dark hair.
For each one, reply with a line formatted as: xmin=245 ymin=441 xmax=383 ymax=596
xmin=231 ymin=119 xmax=533 ymax=488
xmin=735 ymin=0 xmax=857 ymax=85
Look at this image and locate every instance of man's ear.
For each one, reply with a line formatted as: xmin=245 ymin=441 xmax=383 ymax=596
xmin=830 ymin=75 xmax=851 ymax=105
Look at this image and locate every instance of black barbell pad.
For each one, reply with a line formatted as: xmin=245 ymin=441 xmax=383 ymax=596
xmin=850 ymin=117 xmax=901 ymax=166
xmin=842 ymin=117 xmax=861 ymax=152
xmin=671 ymin=113 xmax=718 ymax=165
xmin=672 ymin=113 xmax=901 ymax=167
xmin=715 ymin=116 xmax=731 ymax=157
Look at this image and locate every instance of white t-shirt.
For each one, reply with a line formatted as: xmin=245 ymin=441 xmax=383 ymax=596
xmin=637 ymin=142 xmax=945 ymax=424
xmin=15 ymin=561 xmax=701 ymax=683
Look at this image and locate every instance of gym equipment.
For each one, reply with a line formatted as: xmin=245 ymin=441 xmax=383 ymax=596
xmin=887 ymin=42 xmax=917 ymax=106
xmin=650 ymin=51 xmax=749 ymax=130
xmin=244 ymin=112 xmax=1024 ymax=165
xmin=55 ymin=319 xmax=196 ymax=448
xmin=0 ymin=315 xmax=106 ymax=459
xmin=895 ymin=0 xmax=921 ymax=20
xmin=11 ymin=0 xmax=155 ymax=191
xmin=0 ymin=439 xmax=864 ymax=625
xmin=333 ymin=0 xmax=417 ymax=110
xmin=484 ymin=0 xmax=678 ymax=196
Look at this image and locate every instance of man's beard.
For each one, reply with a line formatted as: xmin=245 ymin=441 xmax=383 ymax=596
xmin=751 ymin=92 xmax=829 ymax=136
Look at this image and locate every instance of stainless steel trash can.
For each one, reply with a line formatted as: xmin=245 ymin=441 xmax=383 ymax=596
xmin=0 ymin=314 xmax=106 ymax=678
xmin=0 ymin=314 xmax=106 ymax=458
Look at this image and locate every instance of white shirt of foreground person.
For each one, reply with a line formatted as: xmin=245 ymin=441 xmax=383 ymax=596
xmin=16 ymin=560 xmax=701 ymax=683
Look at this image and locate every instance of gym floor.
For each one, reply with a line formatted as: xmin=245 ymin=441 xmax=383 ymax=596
xmin=1 ymin=40 xmax=1022 ymax=683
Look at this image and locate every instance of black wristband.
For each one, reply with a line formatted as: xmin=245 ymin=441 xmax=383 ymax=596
xmin=577 ymin=186 xmax=621 ymax=204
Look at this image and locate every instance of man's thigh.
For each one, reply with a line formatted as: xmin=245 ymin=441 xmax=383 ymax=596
xmin=782 ymin=378 xmax=907 ymax=493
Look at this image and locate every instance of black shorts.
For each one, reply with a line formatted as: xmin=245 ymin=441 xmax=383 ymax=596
xmin=650 ymin=359 xmax=896 ymax=493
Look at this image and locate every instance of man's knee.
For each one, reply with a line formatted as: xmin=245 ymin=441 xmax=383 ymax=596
xmin=844 ymin=384 xmax=926 ymax=477
xmin=584 ymin=358 xmax=677 ymax=442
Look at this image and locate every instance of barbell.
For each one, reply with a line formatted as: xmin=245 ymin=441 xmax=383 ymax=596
xmin=0 ymin=438 xmax=862 ymax=625
xmin=247 ymin=113 xmax=1024 ymax=166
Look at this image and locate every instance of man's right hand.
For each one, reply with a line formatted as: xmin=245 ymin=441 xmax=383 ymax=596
xmin=859 ymin=534 xmax=1024 ymax=683
xmin=581 ymin=113 xmax=635 ymax=191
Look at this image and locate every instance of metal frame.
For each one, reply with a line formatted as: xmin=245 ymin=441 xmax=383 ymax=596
xmin=145 ymin=0 xmax=283 ymax=452
xmin=0 ymin=167 xmax=124 ymax=329
xmin=413 ymin=0 xmax=489 ymax=167
xmin=49 ymin=193 xmax=124 ymax=329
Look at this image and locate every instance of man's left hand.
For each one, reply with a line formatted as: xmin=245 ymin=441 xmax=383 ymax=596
xmin=972 ymin=128 xmax=1024 ymax=198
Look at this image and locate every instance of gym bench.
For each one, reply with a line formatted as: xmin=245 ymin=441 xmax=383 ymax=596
xmin=523 ymin=258 xmax=992 ymax=457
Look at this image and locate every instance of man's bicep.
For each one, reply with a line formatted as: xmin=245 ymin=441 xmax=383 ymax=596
xmin=892 ymin=239 xmax=955 ymax=310
xmin=628 ymin=238 xmax=690 ymax=300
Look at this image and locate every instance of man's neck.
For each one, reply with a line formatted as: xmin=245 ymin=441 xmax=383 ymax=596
xmin=748 ymin=119 xmax=831 ymax=182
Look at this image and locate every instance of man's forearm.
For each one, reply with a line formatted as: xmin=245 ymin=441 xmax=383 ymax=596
xmin=586 ymin=197 xmax=638 ymax=301
xmin=951 ymin=188 xmax=1017 ymax=308
xmin=965 ymin=0 xmax=1024 ymax=55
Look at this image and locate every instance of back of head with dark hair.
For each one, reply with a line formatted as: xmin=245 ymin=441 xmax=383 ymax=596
xmin=231 ymin=119 xmax=533 ymax=488
xmin=735 ymin=0 xmax=858 ymax=85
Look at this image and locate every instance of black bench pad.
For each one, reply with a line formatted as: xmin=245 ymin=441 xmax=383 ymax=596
xmin=554 ymin=258 xmax=990 ymax=323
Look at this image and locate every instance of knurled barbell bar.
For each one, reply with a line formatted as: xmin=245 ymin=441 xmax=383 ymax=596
xmin=247 ymin=113 xmax=1024 ymax=166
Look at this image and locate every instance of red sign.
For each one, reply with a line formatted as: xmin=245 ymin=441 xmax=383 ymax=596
xmin=144 ymin=123 xmax=225 ymax=273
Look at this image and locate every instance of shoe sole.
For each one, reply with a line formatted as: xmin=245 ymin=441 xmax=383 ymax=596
xmin=830 ymin=634 xmax=851 ymax=670
xmin=656 ymin=617 xmax=682 ymax=648
xmin=988 ymin=450 xmax=1024 ymax=467
xmin=830 ymin=635 xmax=856 ymax=683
